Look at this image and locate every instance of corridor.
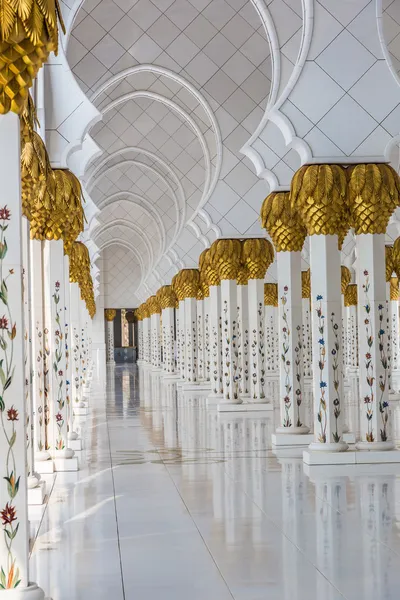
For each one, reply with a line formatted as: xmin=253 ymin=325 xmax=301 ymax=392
xmin=29 ymin=365 xmax=400 ymax=600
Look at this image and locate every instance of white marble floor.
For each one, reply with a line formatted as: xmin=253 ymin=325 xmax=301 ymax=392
xmin=29 ymin=365 xmax=400 ymax=599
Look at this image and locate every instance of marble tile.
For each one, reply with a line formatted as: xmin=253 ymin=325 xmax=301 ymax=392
xmin=28 ymin=365 xmax=400 ymax=600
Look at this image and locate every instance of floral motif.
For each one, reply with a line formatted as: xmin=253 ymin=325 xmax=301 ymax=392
xmin=281 ymin=287 xmax=291 ymax=426
xmin=53 ymin=281 xmax=65 ymax=451
xmin=0 ymin=207 xmax=21 ymax=589
xmin=316 ymin=295 xmax=327 ymax=443
xmin=330 ymin=312 xmax=341 ymax=443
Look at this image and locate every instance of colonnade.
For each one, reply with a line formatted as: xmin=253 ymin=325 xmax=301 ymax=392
xmin=0 ymin=81 xmax=95 ymax=600
xmin=127 ymin=163 xmax=400 ymax=466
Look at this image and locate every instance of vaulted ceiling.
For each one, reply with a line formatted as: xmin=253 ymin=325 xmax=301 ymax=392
xmin=64 ymin=0 xmax=400 ymax=307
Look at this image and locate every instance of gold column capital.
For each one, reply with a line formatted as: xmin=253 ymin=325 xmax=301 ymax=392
xmin=237 ymin=265 xmax=249 ymax=286
xmin=347 ymin=163 xmax=400 ymax=235
xmin=291 ymin=164 xmax=348 ymax=243
xmin=174 ymin=269 xmax=200 ymax=298
xmin=341 ymin=266 xmax=351 ymax=295
xmin=210 ymin=239 xmax=242 ymax=281
xmin=264 ymin=283 xmax=278 ymax=307
xmin=199 ymin=248 xmax=220 ymax=286
xmin=105 ymin=309 xmax=117 ymax=322
xmin=0 ymin=4 xmax=64 ymax=114
xmin=147 ymin=295 xmax=161 ymax=315
xmin=390 ymin=277 xmax=399 ymax=301
xmin=261 ymin=191 xmax=307 ymax=252
xmin=241 ymin=238 xmax=274 ymax=279
xmin=157 ymin=285 xmax=178 ymax=309
xmin=301 ymin=269 xmax=311 ymax=299
xmin=344 ymin=284 xmax=358 ymax=307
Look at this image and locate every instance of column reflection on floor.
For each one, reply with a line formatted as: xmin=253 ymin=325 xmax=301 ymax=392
xmin=27 ymin=365 xmax=400 ymax=600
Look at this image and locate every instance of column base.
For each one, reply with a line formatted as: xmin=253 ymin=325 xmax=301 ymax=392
xmin=1 ymin=582 xmax=50 ymax=599
xmin=35 ymin=450 xmax=51 ymax=462
xmin=176 ymin=379 xmax=186 ymax=388
xmin=343 ymin=432 xmax=356 ymax=444
xmin=151 ymin=366 xmax=163 ymax=372
xmin=206 ymin=394 xmax=222 ymax=405
xmin=54 ymin=457 xmax=79 ymax=472
xmin=308 ymin=441 xmax=349 ymax=453
xmin=73 ymin=405 xmax=89 ymax=416
xmin=69 ymin=438 xmax=83 ymax=451
xmin=272 ymin=432 xmax=314 ymax=447
xmin=107 ymin=361 xmax=115 ymax=366
xmin=35 ymin=459 xmax=54 ymax=474
xmin=304 ymin=448 xmax=400 ymax=465
xmin=162 ymin=372 xmax=179 ymax=380
xmin=28 ymin=480 xmax=47 ymax=505
xmin=356 ymin=440 xmax=395 ymax=451
xmin=182 ymin=382 xmax=210 ymax=391
xmin=218 ymin=402 xmax=273 ymax=413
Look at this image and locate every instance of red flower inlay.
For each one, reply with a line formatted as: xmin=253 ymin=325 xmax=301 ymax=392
xmin=0 ymin=206 xmax=11 ymax=221
xmin=7 ymin=407 xmax=18 ymax=421
xmin=0 ymin=503 xmax=16 ymax=525
xmin=0 ymin=315 xmax=8 ymax=329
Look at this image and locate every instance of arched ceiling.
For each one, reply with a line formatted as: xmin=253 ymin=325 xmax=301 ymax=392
xmin=66 ymin=0 xmax=400 ymax=305
xmin=67 ymin=0 xmax=276 ymax=302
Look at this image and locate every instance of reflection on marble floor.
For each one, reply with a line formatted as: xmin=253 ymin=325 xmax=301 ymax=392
xmin=29 ymin=365 xmax=400 ymax=600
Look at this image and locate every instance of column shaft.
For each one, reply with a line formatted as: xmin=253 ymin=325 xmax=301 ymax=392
xmin=196 ymin=299 xmax=206 ymax=381
xmin=161 ymin=307 xmax=175 ymax=374
xmin=209 ymin=285 xmax=223 ymax=396
xmin=356 ymin=234 xmax=393 ymax=450
xmin=277 ymin=251 xmax=308 ymax=432
xmin=184 ymin=297 xmax=197 ymax=383
xmin=309 ymin=235 xmax=347 ymax=451
xmin=237 ymin=284 xmax=250 ymax=397
xmin=150 ymin=313 xmax=161 ymax=370
xmin=220 ymin=279 xmax=241 ymax=403
xmin=248 ymin=279 xmax=267 ymax=403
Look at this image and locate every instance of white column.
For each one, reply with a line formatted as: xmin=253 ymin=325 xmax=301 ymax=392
xmin=106 ymin=319 xmax=115 ymax=364
xmin=356 ymin=234 xmax=394 ymax=450
xmin=196 ymin=298 xmax=206 ymax=381
xmin=220 ymin=279 xmax=241 ymax=404
xmin=21 ymin=217 xmax=39 ymax=490
xmin=209 ymin=285 xmax=223 ymax=398
xmin=178 ymin=300 xmax=186 ymax=380
xmin=302 ymin=298 xmax=312 ymax=378
xmin=142 ymin=317 xmax=150 ymax=364
xmin=64 ymin=256 xmax=78 ymax=443
xmin=309 ymin=235 xmax=348 ymax=452
xmin=0 ymin=113 xmax=47 ymax=597
xmin=276 ymin=251 xmax=308 ymax=434
xmin=137 ymin=319 xmax=143 ymax=363
xmin=248 ymin=279 xmax=267 ymax=403
xmin=80 ymin=302 xmax=89 ymax=394
xmin=389 ymin=278 xmax=400 ymax=393
xmin=265 ymin=303 xmax=278 ymax=377
xmin=43 ymin=240 xmax=76 ymax=463
xmin=150 ymin=312 xmax=161 ymax=370
xmin=30 ymin=239 xmax=50 ymax=462
xmin=204 ymin=295 xmax=211 ymax=383
xmin=184 ymin=297 xmax=197 ymax=383
xmin=161 ymin=307 xmax=176 ymax=376
xmin=70 ymin=283 xmax=84 ymax=408
xmin=237 ymin=283 xmax=250 ymax=398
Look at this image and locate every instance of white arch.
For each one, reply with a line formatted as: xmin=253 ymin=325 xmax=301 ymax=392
xmin=90 ymin=66 xmax=222 ymax=215
xmin=85 ymin=146 xmax=185 ymax=220
xmin=94 ymin=191 xmax=167 ymax=257
xmin=97 ymin=91 xmax=211 ymax=222
xmin=93 ymin=220 xmax=154 ymax=272
xmin=100 ymin=239 xmax=145 ymax=292
xmin=89 ymin=159 xmax=181 ymax=240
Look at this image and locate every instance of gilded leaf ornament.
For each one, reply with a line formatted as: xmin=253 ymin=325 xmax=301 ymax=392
xmin=0 ymin=0 xmax=65 ymax=114
xmin=260 ymin=191 xmax=306 ymax=252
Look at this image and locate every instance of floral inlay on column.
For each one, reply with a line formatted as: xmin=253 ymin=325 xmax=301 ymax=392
xmin=242 ymin=238 xmax=274 ymax=404
xmin=261 ymin=191 xmax=307 ymax=432
xmin=291 ymin=164 xmax=349 ymax=451
xmin=52 ymin=281 xmax=66 ymax=451
xmin=199 ymin=248 xmax=222 ymax=396
xmin=210 ymin=239 xmax=242 ymax=403
xmin=347 ymin=163 xmax=400 ymax=452
xmin=0 ymin=207 xmax=21 ymax=589
xmin=264 ymin=283 xmax=278 ymax=376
